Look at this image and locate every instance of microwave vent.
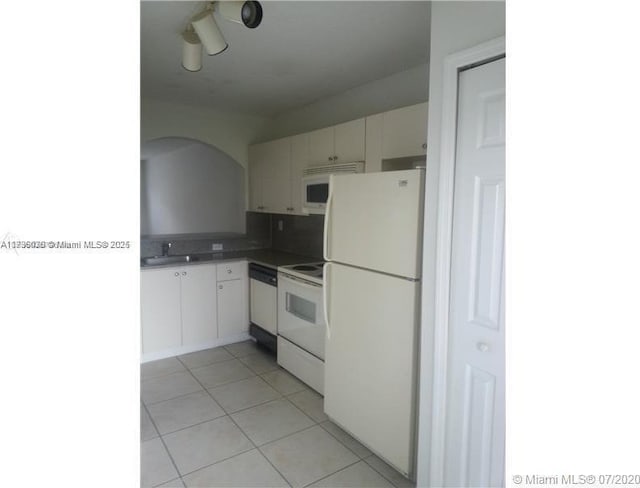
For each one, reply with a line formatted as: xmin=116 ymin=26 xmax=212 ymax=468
xmin=303 ymin=161 xmax=365 ymax=176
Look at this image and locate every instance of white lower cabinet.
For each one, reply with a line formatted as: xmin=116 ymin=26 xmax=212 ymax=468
xmin=141 ymin=261 xmax=249 ymax=362
xmin=181 ymin=265 xmax=218 ymax=348
xmin=141 ymin=268 xmax=182 ymax=354
xmin=217 ymin=262 xmax=249 ymax=339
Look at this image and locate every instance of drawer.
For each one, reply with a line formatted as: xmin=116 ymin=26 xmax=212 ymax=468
xmin=217 ymin=260 xmax=247 ymax=281
xmin=277 ymin=336 xmax=324 ymax=395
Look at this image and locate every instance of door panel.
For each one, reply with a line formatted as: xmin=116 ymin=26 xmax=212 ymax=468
xmin=326 ymin=170 xmax=424 ymax=279
xmin=141 ymin=269 xmax=182 ymax=354
xmin=249 ymin=279 xmax=277 ymax=335
xmin=444 ymin=57 xmax=505 ymax=487
xmin=308 ymin=126 xmax=334 ymax=165
xmin=218 ymin=279 xmax=247 ymax=338
xmin=334 ymin=118 xmax=365 ymax=162
xmin=324 ymin=262 xmax=419 ymax=477
xmin=181 ymin=264 xmax=217 ymax=347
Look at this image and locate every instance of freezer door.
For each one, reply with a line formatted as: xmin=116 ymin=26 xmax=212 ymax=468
xmin=324 ymin=169 xmax=424 ymax=279
xmin=323 ymin=262 xmax=419 ymax=477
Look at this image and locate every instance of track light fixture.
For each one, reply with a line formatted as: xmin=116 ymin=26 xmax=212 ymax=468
xmin=191 ymin=6 xmax=228 ymax=56
xmin=181 ymin=27 xmax=202 ymax=72
xmin=181 ymin=1 xmax=262 ymax=72
xmin=218 ymin=1 xmax=263 ymax=29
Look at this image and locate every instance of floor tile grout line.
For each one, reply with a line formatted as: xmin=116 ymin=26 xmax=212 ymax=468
xmin=220 ymin=396 xmax=294 ymax=488
xmin=142 ymin=401 xmax=185 ymax=487
xmin=362 ymin=455 xmax=413 ymax=488
xmin=176 ymin=445 xmax=256 ymax=481
xmin=300 ymin=458 xmax=364 ymax=488
xmin=317 ymin=422 xmax=374 ymax=461
xmin=212 ymin=392 xmax=286 ymax=417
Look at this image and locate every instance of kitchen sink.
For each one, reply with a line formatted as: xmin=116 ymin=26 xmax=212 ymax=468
xmin=141 ymin=255 xmax=198 ymax=266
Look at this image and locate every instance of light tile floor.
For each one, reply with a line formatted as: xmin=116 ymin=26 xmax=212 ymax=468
xmin=141 ymin=341 xmax=415 ymax=488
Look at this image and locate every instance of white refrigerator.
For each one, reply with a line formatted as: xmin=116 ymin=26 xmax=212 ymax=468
xmin=323 ymin=169 xmax=424 ymax=478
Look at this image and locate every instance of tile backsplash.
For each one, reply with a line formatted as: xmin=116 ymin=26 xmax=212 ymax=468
xmin=140 ymin=212 xmax=270 ymax=258
xmin=271 ymin=213 xmax=324 ymax=259
xmin=140 ymin=211 xmax=323 ymax=259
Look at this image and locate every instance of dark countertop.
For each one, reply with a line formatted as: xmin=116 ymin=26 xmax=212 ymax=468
xmin=140 ymin=248 xmax=321 ymax=271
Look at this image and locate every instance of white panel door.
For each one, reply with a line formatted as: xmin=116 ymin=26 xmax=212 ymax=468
xmin=444 ymin=57 xmax=505 ymax=487
xmin=140 ymin=268 xmax=182 ymax=354
xmin=180 ymin=264 xmax=218 ymax=347
xmin=325 ymin=169 xmax=424 ymax=279
xmin=324 ymin=262 xmax=419 ymax=477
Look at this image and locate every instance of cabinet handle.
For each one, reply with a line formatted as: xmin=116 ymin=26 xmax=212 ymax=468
xmin=219 ymin=285 xmax=223 ymax=289
xmin=182 ymin=271 xmax=187 ymax=276
xmin=476 ymin=342 xmax=489 ymax=353
xmin=422 ymin=143 xmax=427 ymax=150
xmin=328 ymin=156 xmax=332 ymax=161
xmin=174 ymin=272 xmax=179 ymax=277
xmin=227 ymin=269 xmax=232 ymax=274
xmin=334 ymin=155 xmax=338 ymax=160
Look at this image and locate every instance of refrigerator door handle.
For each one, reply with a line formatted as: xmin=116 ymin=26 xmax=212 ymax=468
xmin=323 ymin=176 xmax=334 ymax=261
xmin=323 ymin=262 xmax=331 ymax=340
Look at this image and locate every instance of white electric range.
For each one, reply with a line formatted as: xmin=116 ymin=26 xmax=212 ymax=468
xmin=276 ymin=262 xmax=326 ymax=394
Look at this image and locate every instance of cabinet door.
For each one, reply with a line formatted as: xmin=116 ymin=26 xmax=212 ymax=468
xmin=261 ymin=137 xmax=292 ymax=214
xmin=307 ymin=126 xmax=335 ymax=165
xmin=334 ymin=118 xmax=365 ymax=163
xmin=289 ymin=133 xmax=308 ymax=214
xmin=180 ymin=264 xmax=218 ymax=347
xmin=141 ymin=268 xmax=182 ymax=354
xmin=217 ymin=279 xmax=248 ymax=338
xmin=248 ymin=143 xmax=265 ymax=211
xmin=382 ymin=102 xmax=428 ymax=159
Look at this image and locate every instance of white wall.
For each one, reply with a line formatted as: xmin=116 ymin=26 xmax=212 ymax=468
xmin=141 ymin=98 xmax=268 ymax=168
xmin=141 ymin=141 xmax=245 ymax=236
xmin=417 ymin=2 xmax=505 ymax=486
xmin=258 ymin=63 xmax=430 ymax=141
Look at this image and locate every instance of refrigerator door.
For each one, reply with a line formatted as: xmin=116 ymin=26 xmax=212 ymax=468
xmin=324 ymin=169 xmax=424 ymax=279
xmin=323 ymin=262 xmax=419 ymax=477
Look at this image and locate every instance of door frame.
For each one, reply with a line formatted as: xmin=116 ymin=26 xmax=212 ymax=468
xmin=428 ymin=36 xmax=505 ymax=486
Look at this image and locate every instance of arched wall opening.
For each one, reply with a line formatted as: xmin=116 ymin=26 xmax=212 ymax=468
xmin=141 ymin=137 xmax=245 ymax=237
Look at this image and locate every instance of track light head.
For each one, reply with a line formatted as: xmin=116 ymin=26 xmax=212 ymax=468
xmin=181 ymin=29 xmax=202 ymax=72
xmin=191 ymin=8 xmax=228 ymax=55
xmin=218 ymin=1 xmax=263 ymax=29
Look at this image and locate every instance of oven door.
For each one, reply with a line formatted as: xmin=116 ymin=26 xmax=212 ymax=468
xmin=277 ymin=273 xmax=326 ymax=359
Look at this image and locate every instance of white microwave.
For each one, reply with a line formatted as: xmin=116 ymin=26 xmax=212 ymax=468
xmin=302 ymin=162 xmax=364 ymax=214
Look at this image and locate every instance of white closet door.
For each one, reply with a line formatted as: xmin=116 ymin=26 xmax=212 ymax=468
xmin=445 ymin=57 xmax=505 ymax=487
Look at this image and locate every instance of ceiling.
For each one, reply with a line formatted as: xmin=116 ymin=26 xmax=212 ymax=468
xmin=141 ymin=1 xmax=431 ymax=117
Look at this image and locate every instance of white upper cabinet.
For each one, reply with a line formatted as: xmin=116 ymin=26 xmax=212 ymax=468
xmin=334 ymin=118 xmax=366 ymax=162
xmin=381 ymin=102 xmax=428 ymax=159
xmin=308 ymin=126 xmax=335 ymax=165
xmin=289 ymin=133 xmax=308 ymax=214
xmin=249 ymin=137 xmax=291 ymax=214
xmin=261 ymin=137 xmax=291 ymax=214
xmin=308 ymin=118 xmax=365 ymax=165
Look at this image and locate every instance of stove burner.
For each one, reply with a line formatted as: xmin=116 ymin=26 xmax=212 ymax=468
xmin=292 ymin=264 xmax=319 ymax=271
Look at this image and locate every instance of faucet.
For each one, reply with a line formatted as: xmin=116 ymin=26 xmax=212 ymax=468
xmin=161 ymin=242 xmax=172 ymax=256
